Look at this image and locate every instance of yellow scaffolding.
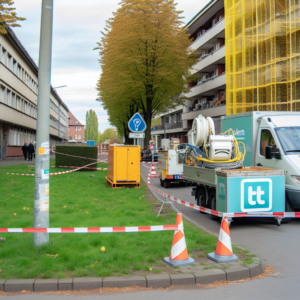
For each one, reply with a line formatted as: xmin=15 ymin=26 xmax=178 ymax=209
xmin=225 ymin=0 xmax=300 ymax=115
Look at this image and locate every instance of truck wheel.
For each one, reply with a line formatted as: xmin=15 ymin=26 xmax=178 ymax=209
xmin=197 ymin=187 xmax=207 ymax=212
xmin=209 ymin=189 xmax=217 ymax=211
xmin=164 ymin=180 xmax=170 ymax=188
xmin=160 ymin=179 xmax=164 ymax=187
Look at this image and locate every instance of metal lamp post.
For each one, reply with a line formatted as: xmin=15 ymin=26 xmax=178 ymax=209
xmin=34 ymin=0 xmax=54 ymax=246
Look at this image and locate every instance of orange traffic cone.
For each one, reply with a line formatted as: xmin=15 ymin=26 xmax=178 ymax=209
xmin=164 ymin=213 xmax=195 ymax=267
xmin=208 ymin=216 xmax=238 ymax=263
xmin=149 ymin=162 xmax=157 ymax=178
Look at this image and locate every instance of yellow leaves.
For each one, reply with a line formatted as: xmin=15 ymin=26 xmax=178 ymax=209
xmin=23 ymin=207 xmax=29 ymax=211
xmin=14 ymin=213 xmax=16 ymax=216
xmin=149 ymin=268 xmax=152 ymax=271
xmin=85 ymin=211 xmax=89 ymax=214
xmin=100 ymin=246 xmax=106 ymax=252
xmin=63 ymin=206 xmax=66 ymax=208
xmin=47 ymin=254 xmax=58 ymax=258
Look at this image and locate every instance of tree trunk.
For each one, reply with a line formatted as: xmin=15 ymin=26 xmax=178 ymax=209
xmin=144 ymin=95 xmax=152 ymax=146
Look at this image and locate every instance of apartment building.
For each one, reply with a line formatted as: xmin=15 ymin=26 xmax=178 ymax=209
xmin=0 ymin=28 xmax=69 ymax=160
xmin=151 ymin=0 xmax=226 ymax=145
xmin=68 ymin=111 xmax=85 ymax=143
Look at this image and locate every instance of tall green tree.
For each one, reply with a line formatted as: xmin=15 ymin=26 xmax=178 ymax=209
xmin=0 ymin=1 xmax=26 ymax=34
xmin=96 ymin=0 xmax=197 ymax=145
xmin=84 ymin=110 xmax=98 ymax=142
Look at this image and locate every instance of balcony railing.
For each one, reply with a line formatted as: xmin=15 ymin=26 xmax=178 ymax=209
xmin=151 ymin=121 xmax=183 ymax=131
xmin=193 ymin=44 xmax=225 ymax=66
xmin=183 ymin=103 xmax=226 ymax=115
xmin=190 ymin=17 xmax=225 ymax=48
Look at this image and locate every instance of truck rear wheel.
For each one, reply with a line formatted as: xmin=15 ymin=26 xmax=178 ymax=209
xmin=164 ymin=180 xmax=170 ymax=189
xmin=160 ymin=178 xmax=164 ymax=187
xmin=209 ymin=189 xmax=216 ymax=211
xmin=197 ymin=187 xmax=207 ymax=212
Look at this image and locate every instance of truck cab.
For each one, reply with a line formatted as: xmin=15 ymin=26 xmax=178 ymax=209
xmin=254 ymin=116 xmax=300 ymax=210
xmin=222 ymin=112 xmax=300 ymax=211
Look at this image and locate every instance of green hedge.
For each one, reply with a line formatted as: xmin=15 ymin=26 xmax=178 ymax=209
xmin=55 ymin=145 xmax=98 ymax=167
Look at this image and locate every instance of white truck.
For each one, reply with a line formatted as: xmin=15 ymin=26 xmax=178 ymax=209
xmin=221 ymin=112 xmax=300 ymax=211
xmin=188 ymin=111 xmax=300 ymax=215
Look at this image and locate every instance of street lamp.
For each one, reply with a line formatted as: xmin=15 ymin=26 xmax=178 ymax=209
xmin=53 ymin=85 xmax=67 ymax=90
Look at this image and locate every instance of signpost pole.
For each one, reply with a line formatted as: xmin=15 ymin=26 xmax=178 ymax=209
xmin=34 ymin=0 xmax=53 ymax=246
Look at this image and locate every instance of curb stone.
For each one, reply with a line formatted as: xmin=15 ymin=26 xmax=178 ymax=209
xmin=246 ymin=263 xmax=263 ymax=278
xmin=146 ymin=274 xmax=171 ymax=288
xmin=73 ymin=278 xmax=102 ymax=290
xmin=0 ymin=280 xmax=5 ymax=291
xmin=34 ymin=279 xmax=58 ymax=292
xmin=170 ymin=274 xmax=195 ymax=285
xmin=5 ymin=279 xmax=34 ymax=292
xmin=59 ymin=278 xmax=72 ymax=291
xmin=225 ymin=266 xmax=250 ymax=281
xmin=103 ymin=276 xmax=146 ymax=288
xmin=194 ymin=269 xmax=226 ymax=284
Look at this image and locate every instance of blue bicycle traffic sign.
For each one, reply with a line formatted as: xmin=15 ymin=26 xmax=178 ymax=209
xmin=128 ymin=113 xmax=147 ymax=133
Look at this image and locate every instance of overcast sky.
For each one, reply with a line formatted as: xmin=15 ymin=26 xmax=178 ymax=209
xmin=12 ymin=0 xmax=209 ymax=132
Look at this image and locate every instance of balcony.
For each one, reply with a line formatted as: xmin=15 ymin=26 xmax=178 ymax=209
xmin=186 ymin=73 xmax=226 ymax=99
xmin=182 ymin=104 xmax=226 ymax=121
xmin=151 ymin=121 xmax=189 ymax=135
xmin=191 ymin=45 xmax=225 ymax=75
xmin=189 ymin=18 xmax=225 ymax=52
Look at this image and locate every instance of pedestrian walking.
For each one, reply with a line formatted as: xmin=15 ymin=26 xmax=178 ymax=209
xmin=28 ymin=142 xmax=35 ymax=161
xmin=21 ymin=143 xmax=28 ymax=161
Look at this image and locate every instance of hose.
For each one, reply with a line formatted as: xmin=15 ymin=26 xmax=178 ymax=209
xmin=176 ymin=129 xmax=246 ymax=170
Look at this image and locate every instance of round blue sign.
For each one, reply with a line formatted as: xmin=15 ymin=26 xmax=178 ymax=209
xmin=128 ymin=113 xmax=147 ymax=133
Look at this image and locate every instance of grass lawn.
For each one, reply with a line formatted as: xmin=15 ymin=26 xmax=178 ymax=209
xmin=0 ymin=159 xmax=238 ymax=279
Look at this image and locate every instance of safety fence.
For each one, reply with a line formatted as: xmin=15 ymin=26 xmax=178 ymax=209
xmin=146 ymin=171 xmax=300 ymax=219
xmin=51 ymin=166 xmax=108 ymax=170
xmin=0 ymin=225 xmax=181 ymax=233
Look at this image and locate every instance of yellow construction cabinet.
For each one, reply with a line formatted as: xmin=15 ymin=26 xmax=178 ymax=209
xmin=106 ymin=145 xmax=140 ymax=188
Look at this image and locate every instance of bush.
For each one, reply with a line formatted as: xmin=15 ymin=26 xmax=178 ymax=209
xmin=55 ymin=145 xmax=98 ymax=167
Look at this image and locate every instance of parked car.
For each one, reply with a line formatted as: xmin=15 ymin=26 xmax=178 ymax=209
xmin=141 ymin=152 xmax=158 ymax=162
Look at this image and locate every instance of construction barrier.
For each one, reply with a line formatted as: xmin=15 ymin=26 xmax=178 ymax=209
xmin=146 ymin=167 xmax=300 ymax=219
xmin=6 ymin=161 xmax=101 ymax=177
xmin=51 ymin=166 xmax=108 ymax=170
xmin=0 ymin=225 xmax=181 ymax=233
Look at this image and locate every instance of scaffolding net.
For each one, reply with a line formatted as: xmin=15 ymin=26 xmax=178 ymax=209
xmin=225 ymin=0 xmax=300 ymax=114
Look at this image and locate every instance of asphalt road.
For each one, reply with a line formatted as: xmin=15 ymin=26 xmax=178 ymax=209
xmin=2 ymin=159 xmax=299 ymax=299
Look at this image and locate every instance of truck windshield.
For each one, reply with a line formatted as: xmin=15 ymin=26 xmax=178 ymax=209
xmin=275 ymin=127 xmax=300 ymax=154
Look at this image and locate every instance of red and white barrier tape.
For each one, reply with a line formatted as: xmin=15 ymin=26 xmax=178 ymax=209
xmin=6 ymin=161 xmax=101 ymax=177
xmin=51 ymin=166 xmax=108 ymax=170
xmin=51 ymin=150 xmax=107 ymax=163
xmin=147 ymin=171 xmax=300 ymax=219
xmin=0 ymin=225 xmax=181 ymax=233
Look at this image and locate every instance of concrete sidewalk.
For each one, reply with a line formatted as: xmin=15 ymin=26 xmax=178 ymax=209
xmin=0 ymin=159 xmax=35 ymax=167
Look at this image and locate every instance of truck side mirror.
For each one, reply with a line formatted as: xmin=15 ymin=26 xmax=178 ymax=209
xmin=274 ymin=150 xmax=281 ymax=160
xmin=265 ymin=146 xmax=272 ymax=159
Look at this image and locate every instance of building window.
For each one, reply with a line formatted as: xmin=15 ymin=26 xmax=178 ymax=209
xmin=75 ymin=126 xmax=77 ymax=131
xmin=78 ymin=127 xmax=81 ymax=131
xmin=76 ymin=121 xmax=78 ymax=123
xmin=75 ymin=135 xmax=77 ymax=140
xmin=78 ymin=135 xmax=81 ymax=140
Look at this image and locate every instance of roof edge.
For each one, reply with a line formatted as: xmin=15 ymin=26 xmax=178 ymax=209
xmin=185 ymin=0 xmax=219 ymax=29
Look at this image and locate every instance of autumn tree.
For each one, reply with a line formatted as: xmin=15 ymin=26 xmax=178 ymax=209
xmin=84 ymin=110 xmax=98 ymax=142
xmin=96 ymin=0 xmax=197 ymax=145
xmin=0 ymin=1 xmax=26 ymax=34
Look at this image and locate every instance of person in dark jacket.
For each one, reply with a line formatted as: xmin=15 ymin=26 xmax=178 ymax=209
xmin=28 ymin=142 xmax=35 ymax=161
xmin=21 ymin=143 xmax=28 ymax=160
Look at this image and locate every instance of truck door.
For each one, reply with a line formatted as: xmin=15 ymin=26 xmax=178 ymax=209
xmin=255 ymin=128 xmax=283 ymax=170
